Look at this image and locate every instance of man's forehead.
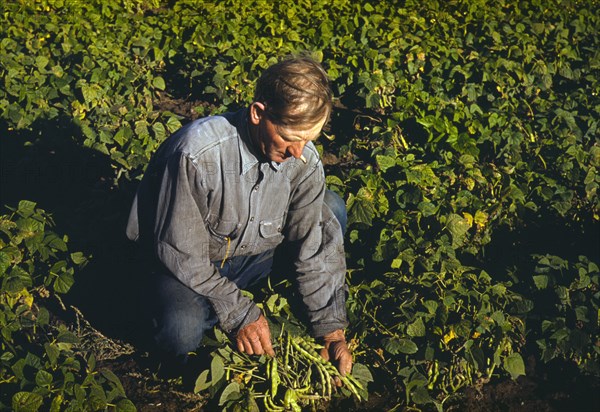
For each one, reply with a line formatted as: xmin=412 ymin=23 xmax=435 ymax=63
xmin=280 ymin=116 xmax=328 ymax=141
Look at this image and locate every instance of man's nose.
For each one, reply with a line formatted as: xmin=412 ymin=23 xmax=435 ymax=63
xmin=287 ymin=141 xmax=306 ymax=159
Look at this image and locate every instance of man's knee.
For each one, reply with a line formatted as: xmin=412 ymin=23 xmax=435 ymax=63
xmin=151 ymin=273 xmax=216 ymax=357
xmin=324 ymin=189 xmax=347 ymax=234
xmin=153 ymin=304 xmax=214 ymax=357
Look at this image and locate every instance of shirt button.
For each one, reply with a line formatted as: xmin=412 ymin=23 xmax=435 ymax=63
xmin=240 ymin=245 xmax=246 ymax=250
xmin=250 ymin=217 xmax=254 ymax=222
xmin=254 ymin=186 xmax=259 ymax=191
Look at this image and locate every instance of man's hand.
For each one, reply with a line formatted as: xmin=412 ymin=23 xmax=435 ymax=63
xmin=236 ymin=314 xmax=275 ymax=356
xmin=319 ymin=329 xmax=352 ymax=386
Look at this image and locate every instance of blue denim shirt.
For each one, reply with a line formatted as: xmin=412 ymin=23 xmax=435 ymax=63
xmin=126 ymin=109 xmax=348 ymax=337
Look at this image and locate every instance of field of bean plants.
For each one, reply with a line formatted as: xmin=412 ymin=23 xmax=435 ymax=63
xmin=1 ymin=0 xmax=599 ymax=411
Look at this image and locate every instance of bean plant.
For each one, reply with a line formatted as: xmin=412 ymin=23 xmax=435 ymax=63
xmin=194 ymin=286 xmax=373 ymax=411
xmin=0 ymin=201 xmax=135 ymax=411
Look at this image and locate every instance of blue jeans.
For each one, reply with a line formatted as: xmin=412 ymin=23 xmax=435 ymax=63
xmin=151 ymin=189 xmax=347 ymax=357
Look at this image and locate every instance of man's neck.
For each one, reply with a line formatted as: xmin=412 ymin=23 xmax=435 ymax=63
xmin=244 ymin=111 xmax=268 ymax=163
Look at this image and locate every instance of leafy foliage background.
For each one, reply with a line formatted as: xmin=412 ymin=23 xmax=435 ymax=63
xmin=1 ymin=0 xmax=598 ymax=410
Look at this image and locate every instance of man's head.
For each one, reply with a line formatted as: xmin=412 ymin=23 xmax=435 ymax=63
xmin=248 ymin=56 xmax=332 ymax=163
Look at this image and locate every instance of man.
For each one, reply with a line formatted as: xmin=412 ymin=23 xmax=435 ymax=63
xmin=126 ymin=56 xmax=352 ymax=378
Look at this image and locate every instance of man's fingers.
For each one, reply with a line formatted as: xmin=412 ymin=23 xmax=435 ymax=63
xmin=237 ymin=339 xmax=245 ymax=354
xmin=256 ymin=316 xmax=275 ymax=356
xmin=326 ymin=340 xmax=353 ymax=381
xmin=236 ymin=315 xmax=274 ymax=357
xmin=260 ymin=333 xmax=275 ymax=357
xmin=339 ymin=353 xmax=353 ymax=376
xmin=238 ymin=337 xmax=255 ymax=355
xmin=249 ymin=336 xmax=264 ymax=355
xmin=319 ymin=346 xmax=330 ymax=362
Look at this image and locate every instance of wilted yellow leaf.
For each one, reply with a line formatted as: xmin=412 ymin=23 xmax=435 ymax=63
xmin=474 ymin=210 xmax=489 ymax=231
xmin=21 ymin=289 xmax=34 ymax=308
xmin=464 ymin=177 xmax=475 ymax=190
xmin=462 ymin=212 xmax=474 ymax=228
xmin=443 ymin=328 xmax=457 ymax=344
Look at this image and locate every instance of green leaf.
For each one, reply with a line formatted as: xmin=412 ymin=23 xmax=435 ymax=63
xmin=18 ymin=200 xmax=37 ymax=218
xmin=152 ymin=122 xmax=167 ymax=142
xmin=550 ymin=328 xmax=569 ymax=341
xmin=211 ymin=356 xmax=225 ymax=385
xmin=87 ymin=353 xmax=96 ymax=372
xmin=89 ymin=384 xmax=108 ymax=410
xmin=113 ymin=127 xmax=132 ymax=147
xmin=503 ymin=353 xmax=525 ymax=380
xmin=35 ymin=56 xmax=49 ymax=70
xmin=366 ymin=93 xmax=380 ymax=108
xmin=49 ymin=394 xmax=63 ymax=412
xmin=490 ymin=284 xmax=507 ymax=296
xmin=417 ymin=201 xmax=437 ymax=217
xmin=44 ymin=343 xmax=60 ymax=366
xmin=53 ymin=270 xmax=75 ymax=294
xmin=166 ymin=116 xmax=182 ymax=133
xmin=46 ymin=234 xmax=67 ymax=252
xmin=81 ymin=84 xmax=99 ymax=104
xmin=245 ymin=392 xmax=260 ymax=412
xmin=37 ymin=307 xmax=50 ymax=326
xmin=134 ymin=120 xmax=149 ymax=138
xmin=219 ymin=382 xmax=241 ymax=406
xmin=412 ymin=386 xmax=433 ymax=404
xmin=533 ymin=275 xmax=549 ymax=289
xmin=0 ymin=251 xmax=11 ymax=274
xmin=57 ymin=330 xmax=79 ymax=344
xmin=446 ymin=213 xmax=471 ymax=247
xmin=423 ymin=300 xmax=438 ymax=315
xmin=383 ymin=337 xmax=418 ymax=355
xmin=376 ymin=155 xmax=396 ymax=172
xmin=214 ymin=328 xmax=228 ymax=343
xmin=348 ymin=193 xmax=375 ymax=227
xmin=70 ymin=252 xmax=88 ymax=265
xmin=265 ymin=294 xmax=278 ymax=313
xmin=115 ymin=399 xmax=136 ymax=412
xmin=100 ymin=369 xmax=125 ymax=394
xmin=74 ymin=383 xmax=85 ymax=403
xmin=512 ymin=299 xmax=534 ymax=314
xmin=152 ymin=76 xmax=166 ymax=90
xmin=326 ymin=175 xmax=344 ymax=186
xmin=6 ymin=266 xmax=31 ymax=292
xmin=407 ymin=318 xmax=426 ymax=337
xmin=35 ymin=370 xmax=53 ymax=387
xmin=12 ymin=392 xmax=43 ymax=412
xmin=459 ymin=154 xmax=476 ymax=166
xmin=352 ymin=363 xmax=374 ymax=383
xmin=194 ymin=370 xmax=211 ymax=392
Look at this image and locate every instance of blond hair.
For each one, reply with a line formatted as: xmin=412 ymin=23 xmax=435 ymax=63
xmin=254 ymin=55 xmax=332 ymax=128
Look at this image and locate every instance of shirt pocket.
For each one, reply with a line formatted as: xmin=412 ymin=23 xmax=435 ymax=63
xmin=259 ymin=217 xmax=284 ymax=249
xmin=206 ymin=215 xmax=240 ymax=258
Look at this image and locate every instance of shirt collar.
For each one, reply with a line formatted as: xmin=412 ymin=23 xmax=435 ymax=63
xmin=230 ymin=108 xmax=258 ymax=175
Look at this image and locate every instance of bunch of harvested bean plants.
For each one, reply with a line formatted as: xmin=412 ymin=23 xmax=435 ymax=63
xmin=194 ymin=324 xmax=372 ymax=411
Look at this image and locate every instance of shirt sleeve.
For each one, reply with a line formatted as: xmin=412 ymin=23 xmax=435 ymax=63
xmin=284 ymin=161 xmax=349 ymax=337
xmin=151 ymin=153 xmax=261 ymax=333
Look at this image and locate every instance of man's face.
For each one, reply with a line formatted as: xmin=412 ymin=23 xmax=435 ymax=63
xmin=249 ymin=102 xmax=327 ymax=163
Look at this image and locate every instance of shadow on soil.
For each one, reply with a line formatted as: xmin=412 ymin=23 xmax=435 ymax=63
xmin=0 ymin=119 xmax=150 ymax=347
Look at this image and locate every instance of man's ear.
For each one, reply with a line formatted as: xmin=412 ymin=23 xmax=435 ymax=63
xmin=249 ymin=102 xmax=266 ymax=126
